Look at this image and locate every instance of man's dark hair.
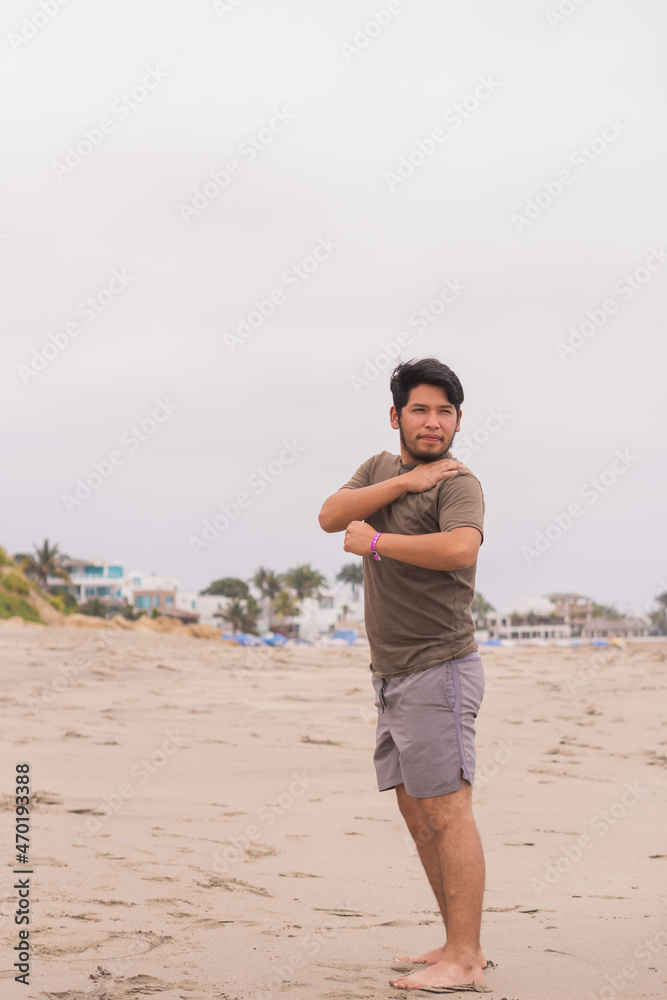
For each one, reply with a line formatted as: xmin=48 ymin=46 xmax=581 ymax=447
xmin=389 ymin=357 xmax=464 ymax=418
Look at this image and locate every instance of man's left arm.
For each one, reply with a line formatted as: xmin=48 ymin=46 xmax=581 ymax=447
xmin=343 ymin=472 xmax=485 ymax=571
xmin=343 ymin=522 xmax=481 ymax=571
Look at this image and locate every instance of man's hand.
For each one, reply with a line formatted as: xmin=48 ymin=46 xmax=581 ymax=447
xmin=401 ymin=458 xmax=468 ymax=494
xmin=343 ymin=520 xmax=377 ymax=557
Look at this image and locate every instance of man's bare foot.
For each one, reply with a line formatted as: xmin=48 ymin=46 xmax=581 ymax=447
xmin=389 ymin=956 xmax=486 ymax=991
xmin=394 ymin=945 xmax=487 ymax=969
xmin=395 ymin=944 xmax=446 ymax=966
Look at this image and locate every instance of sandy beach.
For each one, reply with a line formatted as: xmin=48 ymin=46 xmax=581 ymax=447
xmin=1 ymin=621 xmax=665 ymax=1000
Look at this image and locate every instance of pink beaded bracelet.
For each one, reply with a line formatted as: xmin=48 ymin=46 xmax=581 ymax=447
xmin=371 ymin=532 xmax=382 ymax=561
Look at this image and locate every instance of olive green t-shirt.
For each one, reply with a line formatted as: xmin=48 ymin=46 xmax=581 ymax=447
xmin=341 ymin=450 xmax=485 ymax=679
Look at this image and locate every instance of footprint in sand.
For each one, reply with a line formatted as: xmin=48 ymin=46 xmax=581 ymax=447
xmin=90 ymin=899 xmax=137 ymax=907
xmin=196 ymin=875 xmax=273 ymax=897
xmin=244 ymin=844 xmax=276 ymax=860
xmin=300 ymin=735 xmax=342 ymax=745
xmin=41 ymin=930 xmax=171 ymax=962
xmin=278 ymin=872 xmax=321 ymax=878
xmin=44 ymin=973 xmax=202 ymax=1000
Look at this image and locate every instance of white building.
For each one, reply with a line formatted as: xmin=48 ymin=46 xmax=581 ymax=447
xmin=487 ymin=597 xmax=571 ymax=643
xmin=507 ymin=596 xmax=558 ymax=617
xmin=296 ymin=590 xmax=365 ymax=642
xmin=177 ymin=592 xmax=232 ymax=627
xmin=121 ymin=571 xmax=179 ymax=613
xmin=583 ymin=616 xmax=651 ymax=638
xmin=49 ymin=558 xmax=125 ymax=604
xmin=173 ymin=586 xmax=366 ymax=639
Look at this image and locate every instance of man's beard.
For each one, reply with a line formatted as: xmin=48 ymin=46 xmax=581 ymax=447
xmin=399 ymin=422 xmax=455 ymax=464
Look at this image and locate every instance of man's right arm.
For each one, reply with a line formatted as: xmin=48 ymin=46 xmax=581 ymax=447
xmin=318 ymin=458 xmax=468 ymax=533
xmin=318 ymin=478 xmax=408 ymax=533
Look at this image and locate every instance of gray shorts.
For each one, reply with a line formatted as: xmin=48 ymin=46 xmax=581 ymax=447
xmin=371 ymin=651 xmax=485 ymax=798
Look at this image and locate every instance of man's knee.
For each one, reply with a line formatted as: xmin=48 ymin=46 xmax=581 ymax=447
xmin=419 ymin=782 xmax=473 ymax=833
xmin=396 ymin=786 xmax=433 ymax=844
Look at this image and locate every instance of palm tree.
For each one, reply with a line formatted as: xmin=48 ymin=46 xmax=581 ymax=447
xmin=252 ymin=567 xmax=284 ymax=600
xmin=649 ymin=591 xmax=667 ymax=635
xmin=251 ymin=567 xmax=285 ymax=630
xmin=15 ymin=540 xmax=71 ymax=591
xmin=220 ymin=597 xmax=260 ymax=635
xmin=591 ymin=602 xmax=623 ymax=620
xmin=283 ymin=563 xmax=327 ymax=601
xmin=272 ymin=589 xmax=300 ymax=632
xmin=471 ymin=592 xmax=495 ymax=628
xmin=336 ymin=562 xmax=364 ymax=602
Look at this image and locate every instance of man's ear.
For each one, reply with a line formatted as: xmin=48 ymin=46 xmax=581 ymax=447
xmin=455 ymin=409 xmax=462 ymax=432
xmin=390 ymin=405 xmax=400 ymax=430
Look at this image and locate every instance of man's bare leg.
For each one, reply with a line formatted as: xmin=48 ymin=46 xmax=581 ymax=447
xmin=394 ymin=783 xmax=486 ymax=968
xmin=394 ymin=783 xmax=448 ymax=964
xmin=390 ymin=780 xmax=486 ymax=990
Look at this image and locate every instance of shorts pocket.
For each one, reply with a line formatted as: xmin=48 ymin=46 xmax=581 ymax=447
xmin=371 ymin=673 xmax=382 ymax=710
xmin=442 ymin=661 xmax=454 ymax=711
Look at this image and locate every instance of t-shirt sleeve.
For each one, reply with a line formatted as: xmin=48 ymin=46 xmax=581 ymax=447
xmin=339 ymin=456 xmax=373 ymax=491
xmin=437 ymin=473 xmax=485 ymax=544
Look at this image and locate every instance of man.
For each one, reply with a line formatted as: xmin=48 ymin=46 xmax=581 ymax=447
xmin=318 ymin=357 xmax=489 ymax=993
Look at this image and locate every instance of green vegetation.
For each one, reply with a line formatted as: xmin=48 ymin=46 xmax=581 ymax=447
xmin=283 ymin=563 xmax=326 ymax=601
xmin=0 ymin=592 xmax=40 ymax=622
xmin=0 ymin=561 xmax=43 ymax=622
xmin=220 ymin=596 xmax=260 ymax=634
xmin=336 ymin=562 xmax=364 ymax=602
xmin=251 ymin=567 xmax=286 ymax=631
xmin=2 ymin=571 xmax=30 ymax=596
xmin=48 ymin=594 xmax=72 ymax=614
xmin=201 ymin=565 xmax=330 ymax=634
xmin=48 ymin=586 xmax=78 ymax=614
xmin=591 ymin=602 xmax=623 ymax=620
xmin=201 ymin=577 xmax=251 ymax=599
xmin=15 ymin=539 xmax=71 ymax=590
xmin=79 ymin=598 xmax=108 ymax=618
xmin=649 ymin=591 xmax=667 ymax=635
xmin=252 ymin=567 xmax=284 ymax=601
xmin=472 ymin=591 xmax=495 ymax=627
xmin=119 ymin=601 xmax=144 ymax=621
xmin=272 ymin=589 xmax=300 ymax=620
xmin=510 ymin=611 xmax=540 ymax=626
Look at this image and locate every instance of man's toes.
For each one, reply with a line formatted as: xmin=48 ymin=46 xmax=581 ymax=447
xmin=389 ymin=977 xmax=421 ymax=990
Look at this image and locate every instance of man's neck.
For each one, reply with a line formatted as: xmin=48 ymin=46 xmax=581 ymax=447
xmin=400 ymin=447 xmax=452 ymax=467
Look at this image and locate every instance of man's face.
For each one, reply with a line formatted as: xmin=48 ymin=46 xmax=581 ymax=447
xmin=390 ymin=383 xmax=461 ymax=464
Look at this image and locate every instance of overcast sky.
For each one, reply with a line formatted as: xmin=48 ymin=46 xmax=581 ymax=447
xmin=3 ymin=0 xmax=666 ymax=614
